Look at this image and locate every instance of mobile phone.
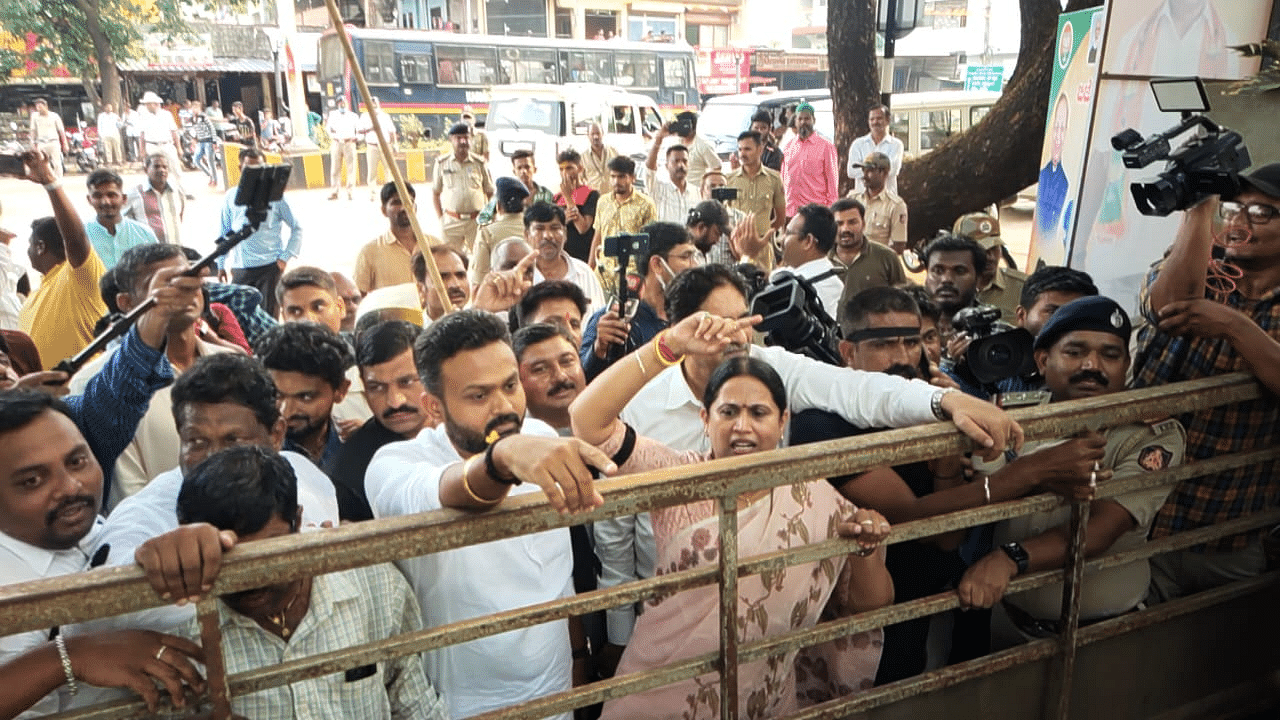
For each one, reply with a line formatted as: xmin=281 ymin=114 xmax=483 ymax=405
xmin=0 ymin=154 xmax=25 ymax=177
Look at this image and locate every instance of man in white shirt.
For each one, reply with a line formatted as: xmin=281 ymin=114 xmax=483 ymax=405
xmin=28 ymin=97 xmax=67 ymax=178
xmin=595 ymin=264 xmax=1024 ymax=667
xmin=365 ymin=309 xmax=613 ymax=720
xmin=642 ymin=127 xmax=700 ymax=224
xmin=136 ymin=92 xmax=188 ymax=199
xmin=846 ymin=104 xmax=905 ymax=195
xmin=124 ymin=154 xmax=185 ymax=245
xmin=326 ymin=97 xmax=360 ymax=200
xmin=527 ymin=201 xmax=606 ymax=313
xmin=666 ymin=111 xmax=722 ymax=188
xmin=776 ymin=202 xmax=844 ymax=320
xmin=359 ymin=97 xmax=397 ymax=198
xmin=96 ymin=103 xmax=123 ymax=167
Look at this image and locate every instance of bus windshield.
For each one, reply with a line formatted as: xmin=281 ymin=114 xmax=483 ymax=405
xmin=487 ymin=97 xmax=563 ymax=135
xmin=698 ymin=102 xmax=756 ymax=145
xmin=319 ymin=34 xmax=345 ymax=83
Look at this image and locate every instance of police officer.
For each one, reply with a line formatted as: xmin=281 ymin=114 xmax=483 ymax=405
xmin=955 ymin=211 xmax=1027 ymax=321
xmin=432 ymin=122 xmax=494 ymax=257
xmin=956 ymin=296 xmax=1185 ymax=644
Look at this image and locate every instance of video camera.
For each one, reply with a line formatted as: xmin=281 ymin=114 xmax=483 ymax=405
xmin=710 ymin=186 xmax=738 ymax=203
xmin=749 ymin=270 xmax=842 ymax=366
xmin=948 ymin=304 xmax=1035 ymax=387
xmin=1112 ymin=77 xmax=1251 ymax=216
xmin=668 ymin=117 xmax=693 ymax=138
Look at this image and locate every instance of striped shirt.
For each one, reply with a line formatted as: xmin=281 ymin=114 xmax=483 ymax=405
xmin=781 ymin=132 xmax=839 ymax=216
xmin=1133 ymin=259 xmax=1280 ymax=551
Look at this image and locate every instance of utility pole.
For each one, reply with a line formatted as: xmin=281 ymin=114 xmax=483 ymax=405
xmin=277 ymin=0 xmax=318 ymax=149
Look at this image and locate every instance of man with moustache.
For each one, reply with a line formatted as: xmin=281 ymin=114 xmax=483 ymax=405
xmin=922 ymin=233 xmax=986 ymax=331
xmin=527 ymin=202 xmax=605 ymax=312
xmin=255 ymin=323 xmax=352 ymax=471
xmin=354 ymin=183 xmax=441 ymax=294
xmin=846 ymin=105 xmax=905 ymax=195
xmin=958 ymin=297 xmax=1185 ymax=646
xmin=172 ymin=446 xmax=447 ymax=719
xmin=725 ymin=130 xmax=786 ymax=271
xmin=414 ymin=246 xmax=472 ymax=323
xmin=331 ymin=321 xmax=427 ymax=521
xmin=780 ymin=102 xmax=838 ymax=218
xmin=581 ymin=122 xmax=620 ymax=195
xmin=124 ymin=154 xmax=185 ymax=246
xmin=365 ymin=310 xmax=617 ymax=719
xmin=592 ymin=156 xmax=656 ymax=297
xmin=514 ymin=323 xmax=586 ymax=433
xmin=850 ymin=152 xmax=908 ymax=255
xmin=432 ymin=122 xmax=494 ymax=256
xmin=831 ymin=197 xmax=906 ymax=323
xmin=642 ymin=129 xmax=700 ymax=224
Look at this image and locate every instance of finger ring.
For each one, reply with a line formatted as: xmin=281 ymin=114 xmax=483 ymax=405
xmin=1089 ymin=470 xmax=1097 ymax=485
xmin=155 ymin=646 xmax=167 ymax=661
xmin=701 ymin=311 xmax=710 ymax=321
xmin=852 ymin=543 xmax=876 ymax=557
xmin=1093 ymin=461 xmax=1101 ymax=472
xmin=859 ymin=520 xmax=875 ymax=526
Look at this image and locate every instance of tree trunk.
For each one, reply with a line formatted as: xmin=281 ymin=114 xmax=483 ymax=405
xmin=828 ymin=0 xmax=880 ymax=196
xmin=889 ymin=0 xmax=1103 ymax=248
xmin=76 ymin=0 xmax=123 ymax=109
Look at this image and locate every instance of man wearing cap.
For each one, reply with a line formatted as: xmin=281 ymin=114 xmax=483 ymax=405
xmin=460 ymin=106 xmax=488 ymax=161
xmin=781 ymin=102 xmax=839 ymax=219
xmin=956 ymin=211 xmax=1027 ymax=320
xmin=1136 ymin=163 xmax=1280 ymax=601
xmin=476 ymin=149 xmax=554 ymax=225
xmin=831 ymin=197 xmax=906 ymax=322
xmin=326 ymin=97 xmax=360 ymax=201
xmin=471 ymin=177 xmax=530 ymax=283
xmin=850 ymin=151 xmax=909 ymax=254
xmin=957 ymin=296 xmax=1184 ymax=645
xmin=28 ymin=98 xmax=67 ymax=178
xmin=846 ymin=104 xmax=905 ymax=195
xmin=726 ymin=130 xmax=786 ymax=271
xmin=137 ymin=92 xmax=188 ymax=199
xmin=432 ymin=122 xmax=494 ymax=257
xmin=354 ymin=182 xmax=440 ymax=294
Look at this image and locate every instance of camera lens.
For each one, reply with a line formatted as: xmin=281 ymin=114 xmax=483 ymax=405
xmin=984 ymin=342 xmax=1013 ymax=369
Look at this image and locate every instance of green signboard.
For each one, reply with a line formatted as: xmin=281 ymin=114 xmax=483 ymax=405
xmin=964 ymin=65 xmax=1004 ymax=92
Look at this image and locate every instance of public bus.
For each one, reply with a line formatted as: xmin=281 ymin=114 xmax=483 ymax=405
xmin=317 ymin=28 xmax=699 ymax=138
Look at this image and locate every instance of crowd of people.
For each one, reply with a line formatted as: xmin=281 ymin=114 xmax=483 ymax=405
xmin=0 ymin=95 xmax=1278 ymax=720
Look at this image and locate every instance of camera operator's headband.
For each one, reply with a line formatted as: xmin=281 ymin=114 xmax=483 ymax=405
xmin=845 ymin=326 xmax=921 ymax=343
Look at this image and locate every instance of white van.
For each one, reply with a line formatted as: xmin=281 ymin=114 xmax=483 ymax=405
xmin=484 ymin=83 xmax=665 ymax=188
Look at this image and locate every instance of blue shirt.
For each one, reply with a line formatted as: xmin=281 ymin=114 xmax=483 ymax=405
xmin=218 ymin=191 xmax=303 ymax=271
xmin=86 ymin=218 xmax=158 ymax=269
xmin=66 ymin=325 xmax=173 ymax=502
xmin=1036 ymin=161 xmax=1071 ymax=240
xmin=579 ymin=299 xmax=667 ymax=382
xmin=284 ymin=421 xmax=343 ymax=474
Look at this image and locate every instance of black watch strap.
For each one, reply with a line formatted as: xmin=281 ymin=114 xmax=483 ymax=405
xmin=1000 ymin=541 xmax=1030 ymax=575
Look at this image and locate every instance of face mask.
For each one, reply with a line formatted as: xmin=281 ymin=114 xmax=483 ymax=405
xmin=656 ymin=257 xmax=677 ymax=293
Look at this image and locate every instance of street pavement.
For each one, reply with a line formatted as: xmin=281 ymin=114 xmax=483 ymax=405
xmin=0 ymin=164 xmax=445 ymax=288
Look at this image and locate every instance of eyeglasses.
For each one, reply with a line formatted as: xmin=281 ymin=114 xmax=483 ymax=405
xmin=667 ymin=249 xmax=704 ymax=265
xmin=1219 ymin=201 xmax=1280 ymax=225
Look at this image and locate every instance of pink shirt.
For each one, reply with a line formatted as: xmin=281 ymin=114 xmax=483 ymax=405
xmin=781 ymin=132 xmax=839 ymax=216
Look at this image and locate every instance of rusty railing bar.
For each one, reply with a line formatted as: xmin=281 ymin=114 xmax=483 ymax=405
xmin=716 ymin=495 xmax=740 ymax=718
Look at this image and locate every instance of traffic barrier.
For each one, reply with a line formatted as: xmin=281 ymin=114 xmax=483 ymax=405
xmin=221 ymin=143 xmax=435 ymax=192
xmin=3 ymin=372 xmax=1276 ymax=719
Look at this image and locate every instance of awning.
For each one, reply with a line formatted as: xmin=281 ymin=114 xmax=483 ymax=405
xmin=117 ymin=58 xmax=275 ymax=74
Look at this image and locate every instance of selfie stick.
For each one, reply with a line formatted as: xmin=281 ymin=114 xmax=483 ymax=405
xmin=51 ymin=166 xmax=291 ymax=378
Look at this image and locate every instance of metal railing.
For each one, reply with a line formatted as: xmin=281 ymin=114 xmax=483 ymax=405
xmin=2 ymin=372 xmax=1276 ymax=719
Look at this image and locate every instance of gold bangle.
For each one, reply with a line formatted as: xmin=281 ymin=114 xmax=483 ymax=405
xmin=461 ymin=455 xmax=502 ymax=506
xmin=653 ymin=331 xmax=683 ymax=366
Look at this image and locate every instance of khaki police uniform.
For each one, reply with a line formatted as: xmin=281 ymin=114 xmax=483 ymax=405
xmin=433 ymin=152 xmax=494 ymax=256
xmin=978 ymin=414 xmax=1185 ymax=633
xmin=978 ymin=266 xmax=1028 ymax=321
xmin=851 ymin=188 xmax=908 ymax=250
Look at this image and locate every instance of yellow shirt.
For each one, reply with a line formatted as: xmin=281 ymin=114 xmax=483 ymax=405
xmin=594 ymin=190 xmax=657 ymax=297
xmin=353 ymin=231 xmax=430 ymax=294
xmin=19 ymin=251 xmax=108 ymax=370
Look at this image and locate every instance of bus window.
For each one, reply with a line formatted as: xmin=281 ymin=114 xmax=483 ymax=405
xmin=614 ymin=52 xmax=657 ymax=88
xmin=319 ymin=35 xmax=345 ymax=84
xmin=587 ymin=51 xmax=613 ymax=84
xmin=919 ymin=109 xmax=961 ymax=150
xmin=500 ymin=48 xmax=560 ymax=84
xmin=364 ymin=41 xmax=397 ymax=85
xmin=890 ymin=110 xmax=910 ymax=151
xmin=640 ymin=106 xmax=663 ymax=135
xmin=970 ymin=105 xmax=993 ymax=127
xmin=661 ymin=57 xmax=688 ymax=90
xmin=436 ymin=45 xmax=499 ymax=86
xmin=611 ymin=105 xmax=635 ymax=134
xmin=399 ymin=54 xmax=434 ymax=84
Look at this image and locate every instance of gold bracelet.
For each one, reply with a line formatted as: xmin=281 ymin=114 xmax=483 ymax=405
xmin=654 ymin=331 xmax=683 ymax=366
xmin=461 ymin=455 xmax=502 ymax=506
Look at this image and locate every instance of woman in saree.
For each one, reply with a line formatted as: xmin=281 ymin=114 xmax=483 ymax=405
xmin=570 ymin=310 xmax=895 ymax=719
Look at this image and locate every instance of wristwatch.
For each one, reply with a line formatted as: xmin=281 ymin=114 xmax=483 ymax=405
xmin=931 ymin=387 xmax=956 ymax=421
xmin=999 ymin=541 xmax=1030 ymax=575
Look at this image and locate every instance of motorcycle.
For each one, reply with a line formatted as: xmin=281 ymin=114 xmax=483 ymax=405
xmin=65 ymin=123 xmax=99 ymax=173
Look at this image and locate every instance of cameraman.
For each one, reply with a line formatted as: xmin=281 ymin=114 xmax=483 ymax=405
xmin=578 ymin=222 xmax=699 ymax=381
xmin=663 ymin=111 xmax=720 ymax=188
xmin=944 ymin=266 xmax=1098 ymax=401
xmin=1137 ymin=164 xmax=1280 ymax=601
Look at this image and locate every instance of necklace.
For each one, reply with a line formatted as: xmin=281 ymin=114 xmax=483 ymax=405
xmin=265 ymin=580 xmax=306 ymax=638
